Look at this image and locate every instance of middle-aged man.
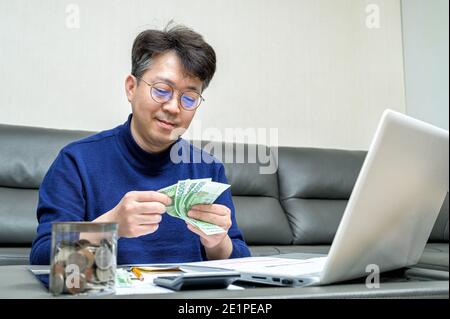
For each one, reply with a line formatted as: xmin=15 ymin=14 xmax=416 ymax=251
xmin=30 ymin=24 xmax=251 ymax=265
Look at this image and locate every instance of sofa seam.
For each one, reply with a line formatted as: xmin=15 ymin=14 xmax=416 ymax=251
xmin=274 ymin=161 xmax=295 ymax=245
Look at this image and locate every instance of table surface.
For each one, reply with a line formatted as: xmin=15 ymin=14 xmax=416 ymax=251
xmin=1 ymin=253 xmax=448 ymax=299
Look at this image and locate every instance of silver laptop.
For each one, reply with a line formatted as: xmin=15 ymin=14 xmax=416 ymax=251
xmin=235 ymin=109 xmax=449 ymax=287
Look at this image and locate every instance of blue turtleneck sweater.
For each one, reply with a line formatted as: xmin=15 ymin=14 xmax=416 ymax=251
xmin=30 ymin=115 xmax=251 ymax=265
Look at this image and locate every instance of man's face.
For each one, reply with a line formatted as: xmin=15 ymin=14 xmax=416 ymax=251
xmin=125 ymin=51 xmax=203 ymax=153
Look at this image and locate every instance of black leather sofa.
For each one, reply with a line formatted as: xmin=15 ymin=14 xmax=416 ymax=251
xmin=0 ymin=123 xmax=448 ymax=276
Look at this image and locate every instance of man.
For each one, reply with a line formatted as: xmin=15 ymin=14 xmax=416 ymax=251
xmin=30 ymin=24 xmax=251 ymax=265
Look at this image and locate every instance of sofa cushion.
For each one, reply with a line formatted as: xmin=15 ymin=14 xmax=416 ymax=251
xmin=282 ymin=198 xmax=347 ymax=244
xmin=0 ymin=124 xmax=92 ymax=189
xmin=0 ymin=187 xmax=38 ymax=244
xmin=248 ymin=246 xmax=282 ymax=257
xmin=0 ymin=248 xmax=31 ymax=266
xmin=277 ymin=147 xmax=366 ymax=244
xmin=277 ymin=147 xmax=366 ymax=200
xmin=417 ymin=243 xmax=449 ymax=271
xmin=233 ymin=196 xmax=292 ymax=245
xmin=249 ymin=245 xmax=331 ymax=257
xmin=276 ymin=146 xmax=449 ymax=245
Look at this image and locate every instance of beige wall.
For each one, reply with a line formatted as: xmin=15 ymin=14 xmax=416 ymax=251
xmin=0 ymin=0 xmax=405 ymax=150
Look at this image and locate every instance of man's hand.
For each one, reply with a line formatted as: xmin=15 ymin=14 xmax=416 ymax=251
xmin=94 ymin=191 xmax=171 ymax=238
xmin=186 ymin=204 xmax=233 ymax=259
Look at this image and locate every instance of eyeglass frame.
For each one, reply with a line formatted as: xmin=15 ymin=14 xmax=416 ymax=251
xmin=135 ymin=76 xmax=205 ymax=111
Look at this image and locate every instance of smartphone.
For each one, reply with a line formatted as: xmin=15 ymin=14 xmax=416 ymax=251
xmin=153 ymin=271 xmax=241 ymax=291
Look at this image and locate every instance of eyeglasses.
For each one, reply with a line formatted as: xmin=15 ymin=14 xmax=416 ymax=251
xmin=136 ymin=77 xmax=205 ymax=111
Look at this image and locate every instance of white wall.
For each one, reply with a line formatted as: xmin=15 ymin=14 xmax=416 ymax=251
xmin=401 ymin=0 xmax=449 ymax=130
xmin=0 ymin=0 xmax=406 ymax=150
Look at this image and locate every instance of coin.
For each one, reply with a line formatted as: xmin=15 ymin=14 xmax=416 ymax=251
xmin=84 ymin=266 xmax=94 ymax=282
xmin=52 ymin=261 xmax=65 ymax=276
xmin=50 ymin=272 xmax=65 ymax=295
xmin=51 ymin=237 xmax=116 ymax=295
xmin=66 ymin=273 xmax=87 ymax=295
xmin=78 ymin=248 xmax=95 ymax=268
xmin=75 ymin=239 xmax=91 ymax=249
xmin=95 ymin=246 xmax=113 ymax=270
xmin=67 ymin=251 xmax=88 ymax=273
xmin=54 ymin=246 xmax=75 ymax=265
xmin=86 ymin=245 xmax=98 ymax=255
xmin=96 ymin=267 xmax=114 ymax=283
xmin=100 ymin=238 xmax=113 ymax=250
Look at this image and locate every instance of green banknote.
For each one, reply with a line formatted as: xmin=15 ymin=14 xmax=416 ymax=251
xmin=157 ymin=183 xmax=178 ymax=218
xmin=158 ymin=179 xmax=230 ymax=235
xmin=180 ymin=178 xmax=211 ymax=217
xmin=175 ymin=179 xmax=189 ymax=218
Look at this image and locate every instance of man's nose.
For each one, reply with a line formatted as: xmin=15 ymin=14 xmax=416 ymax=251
xmin=161 ymin=94 xmax=181 ymax=114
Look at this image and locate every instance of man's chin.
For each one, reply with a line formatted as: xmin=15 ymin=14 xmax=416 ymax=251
xmin=150 ymin=129 xmax=180 ymax=145
xmin=165 ymin=128 xmax=186 ymax=141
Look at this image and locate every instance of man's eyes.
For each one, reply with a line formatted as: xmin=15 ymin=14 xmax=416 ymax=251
xmin=182 ymin=95 xmax=195 ymax=103
xmin=154 ymin=88 xmax=170 ymax=95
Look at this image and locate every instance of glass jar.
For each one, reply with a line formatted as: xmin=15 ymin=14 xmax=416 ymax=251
xmin=50 ymin=222 xmax=118 ymax=296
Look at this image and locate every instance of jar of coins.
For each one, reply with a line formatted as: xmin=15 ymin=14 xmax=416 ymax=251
xmin=50 ymin=222 xmax=118 ymax=296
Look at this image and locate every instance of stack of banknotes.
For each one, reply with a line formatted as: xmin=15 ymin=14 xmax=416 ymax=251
xmin=158 ymin=178 xmax=230 ymax=235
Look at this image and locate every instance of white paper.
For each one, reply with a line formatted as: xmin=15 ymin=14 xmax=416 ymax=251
xmin=115 ymin=269 xmax=244 ymax=295
xmin=115 ymin=272 xmax=176 ymax=295
xmin=186 ymin=256 xmax=328 ymax=277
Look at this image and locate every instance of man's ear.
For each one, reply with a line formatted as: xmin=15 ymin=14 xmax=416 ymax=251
xmin=125 ymin=75 xmax=137 ymax=103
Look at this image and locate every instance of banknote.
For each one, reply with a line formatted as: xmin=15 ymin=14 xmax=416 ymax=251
xmin=158 ymin=178 xmax=230 ymax=235
xmin=157 ymin=183 xmax=178 ymax=218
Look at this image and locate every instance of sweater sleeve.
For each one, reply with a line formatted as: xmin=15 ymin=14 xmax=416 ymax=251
xmin=212 ymin=164 xmax=251 ymax=259
xmin=29 ymin=149 xmax=86 ymax=265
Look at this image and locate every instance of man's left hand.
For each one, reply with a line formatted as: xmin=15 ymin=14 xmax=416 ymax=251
xmin=186 ymin=204 xmax=232 ymax=248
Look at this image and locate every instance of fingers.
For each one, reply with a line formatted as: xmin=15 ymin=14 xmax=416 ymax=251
xmin=187 ymin=213 xmax=231 ymax=230
xmin=119 ymin=221 xmax=160 ymax=238
xmin=121 ymin=202 xmax=166 ymax=217
xmin=125 ymin=191 xmax=172 ymax=206
xmin=190 ymin=204 xmax=228 ymax=216
xmin=118 ymin=191 xmax=170 ymax=238
xmin=135 ymin=213 xmax=162 ymax=225
xmin=187 ymin=204 xmax=231 ymax=229
xmin=121 ymin=209 xmax=162 ymax=228
xmin=187 ymin=210 xmax=224 ymax=227
xmin=135 ymin=202 xmax=167 ymax=215
xmin=186 ymin=223 xmax=208 ymax=239
xmin=129 ymin=202 xmax=165 ymax=224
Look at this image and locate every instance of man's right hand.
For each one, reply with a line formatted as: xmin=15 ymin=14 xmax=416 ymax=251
xmin=94 ymin=191 xmax=171 ymax=238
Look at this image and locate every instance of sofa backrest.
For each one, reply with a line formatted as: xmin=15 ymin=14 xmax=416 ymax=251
xmin=0 ymin=123 xmax=448 ymax=246
xmin=277 ymin=147 xmax=367 ymax=244
xmin=276 ymin=146 xmax=449 ymax=244
xmin=0 ymin=124 xmax=92 ymax=245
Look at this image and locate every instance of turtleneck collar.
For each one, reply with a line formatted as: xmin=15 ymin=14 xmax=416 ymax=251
xmin=115 ymin=114 xmax=182 ymax=174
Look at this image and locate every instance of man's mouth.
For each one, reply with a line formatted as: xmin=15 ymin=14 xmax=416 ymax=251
xmin=155 ymin=118 xmax=176 ymax=130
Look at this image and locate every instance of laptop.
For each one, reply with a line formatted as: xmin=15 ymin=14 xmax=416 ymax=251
xmin=188 ymin=109 xmax=449 ymax=287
